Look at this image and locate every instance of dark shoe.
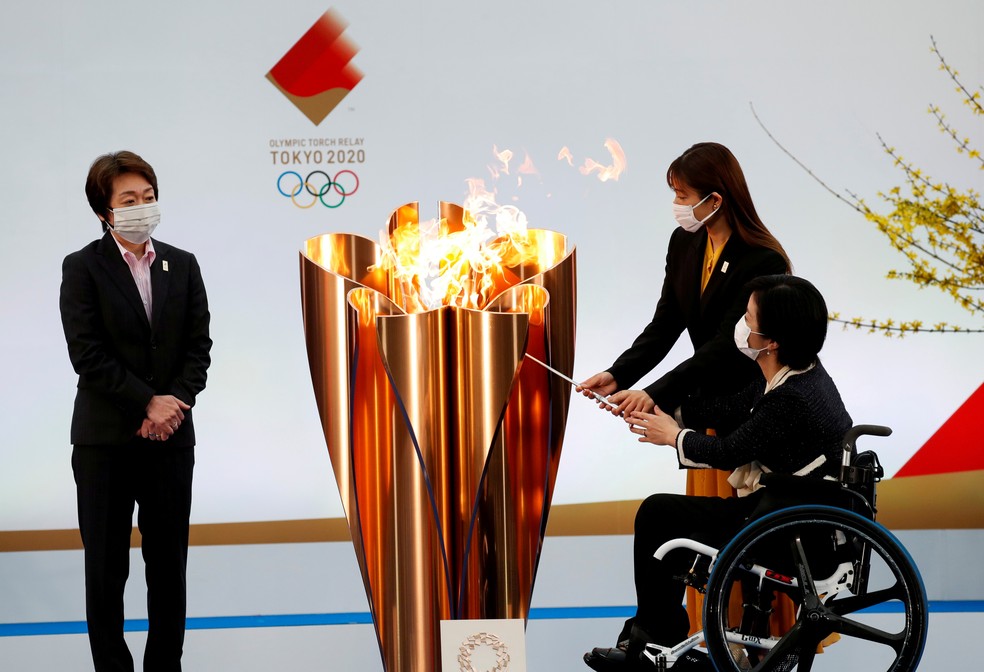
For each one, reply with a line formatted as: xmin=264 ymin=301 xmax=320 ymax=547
xmin=585 ymin=620 xmax=690 ymax=671
xmin=583 ymin=645 xmax=629 ymax=671
xmin=584 ymin=629 xmax=657 ymax=672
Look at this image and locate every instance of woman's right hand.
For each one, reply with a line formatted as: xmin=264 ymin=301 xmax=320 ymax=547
xmin=578 ymin=371 xmax=619 ymax=410
xmin=608 ymin=389 xmax=655 ymax=417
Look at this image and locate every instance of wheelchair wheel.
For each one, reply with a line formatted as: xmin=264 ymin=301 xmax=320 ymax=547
xmin=703 ymin=505 xmax=927 ymax=672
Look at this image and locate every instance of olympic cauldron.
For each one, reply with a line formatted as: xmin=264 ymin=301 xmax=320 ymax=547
xmin=299 ymin=201 xmax=576 ymax=671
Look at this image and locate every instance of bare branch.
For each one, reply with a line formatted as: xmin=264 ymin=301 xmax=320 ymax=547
xmin=749 ymin=103 xmax=865 ymax=214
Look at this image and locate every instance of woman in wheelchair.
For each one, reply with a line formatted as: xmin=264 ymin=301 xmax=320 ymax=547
xmin=584 ymin=274 xmax=854 ymax=671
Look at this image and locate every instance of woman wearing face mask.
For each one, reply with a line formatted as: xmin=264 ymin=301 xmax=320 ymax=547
xmin=584 ymin=275 xmax=852 ymax=671
xmin=580 ymin=141 xmax=790 ymax=419
xmin=579 ymin=142 xmax=791 ymax=630
xmin=60 ymin=151 xmax=211 ymax=672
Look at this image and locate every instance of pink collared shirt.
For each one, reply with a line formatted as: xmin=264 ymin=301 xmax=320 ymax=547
xmin=110 ymin=235 xmax=156 ymax=322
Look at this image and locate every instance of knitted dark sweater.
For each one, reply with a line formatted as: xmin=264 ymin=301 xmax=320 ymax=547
xmin=677 ymin=362 xmax=852 ymax=478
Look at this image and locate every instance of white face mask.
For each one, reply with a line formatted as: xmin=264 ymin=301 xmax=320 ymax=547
xmin=673 ymin=193 xmax=719 ymax=232
xmin=108 ymin=202 xmax=160 ymax=244
xmin=734 ymin=314 xmax=770 ymax=360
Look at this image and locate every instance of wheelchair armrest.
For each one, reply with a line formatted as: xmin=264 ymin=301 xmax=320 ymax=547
xmin=841 ymin=424 xmax=892 ymax=473
xmin=842 ymin=450 xmax=884 ymax=486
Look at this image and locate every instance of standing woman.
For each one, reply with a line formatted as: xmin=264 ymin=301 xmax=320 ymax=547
xmin=579 ymin=142 xmax=791 ymax=631
xmin=61 ymin=151 xmax=211 ymax=672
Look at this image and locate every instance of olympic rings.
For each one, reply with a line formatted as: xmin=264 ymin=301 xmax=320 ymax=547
xmin=332 ymin=169 xmax=359 ymax=197
xmin=302 ymin=170 xmax=332 ymax=197
xmin=277 ymin=170 xmax=360 ymax=209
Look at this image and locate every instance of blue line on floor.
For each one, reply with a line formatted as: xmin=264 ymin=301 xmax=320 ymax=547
xmin=2 ymin=601 xmax=980 ymax=637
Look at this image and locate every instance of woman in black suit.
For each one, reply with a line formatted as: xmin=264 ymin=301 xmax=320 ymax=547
xmin=580 ymin=142 xmax=790 ymax=417
xmin=579 ymin=142 xmax=792 ymax=645
xmin=60 ymin=151 xmax=211 ymax=672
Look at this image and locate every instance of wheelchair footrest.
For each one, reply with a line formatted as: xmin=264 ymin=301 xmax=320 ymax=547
xmin=642 ymin=644 xmax=713 ymax=670
xmin=672 ymin=554 xmax=710 ymax=593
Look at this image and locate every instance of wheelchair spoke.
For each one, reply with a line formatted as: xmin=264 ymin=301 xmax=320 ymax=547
xmin=755 ymin=621 xmax=805 ymax=670
xmin=791 ymin=535 xmax=819 ymax=600
xmin=796 ymin=645 xmax=817 ymax=672
xmin=826 ymin=614 xmax=905 ymax=653
xmin=827 ymin=582 xmax=906 ymax=615
xmin=704 ymin=506 xmax=928 ymax=672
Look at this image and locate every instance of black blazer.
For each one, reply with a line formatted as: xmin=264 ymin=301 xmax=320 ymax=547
xmin=607 ymin=226 xmax=787 ymax=412
xmin=60 ymin=232 xmax=211 ymax=447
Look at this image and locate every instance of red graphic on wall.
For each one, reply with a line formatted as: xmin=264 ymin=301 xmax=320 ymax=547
xmin=894 ymin=382 xmax=984 ymax=477
xmin=266 ymin=8 xmax=363 ymax=125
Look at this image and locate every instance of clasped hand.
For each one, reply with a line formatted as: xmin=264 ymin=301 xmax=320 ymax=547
xmin=576 ymin=372 xmax=681 ymax=445
xmin=136 ymin=395 xmax=190 ymax=442
xmin=625 ymin=407 xmax=681 ymax=447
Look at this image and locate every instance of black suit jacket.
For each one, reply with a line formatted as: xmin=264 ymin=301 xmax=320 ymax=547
xmin=607 ymin=226 xmax=787 ymax=412
xmin=60 ymin=232 xmax=211 ymax=447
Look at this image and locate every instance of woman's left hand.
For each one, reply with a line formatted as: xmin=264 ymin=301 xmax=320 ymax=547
xmin=626 ymin=408 xmax=681 ymax=446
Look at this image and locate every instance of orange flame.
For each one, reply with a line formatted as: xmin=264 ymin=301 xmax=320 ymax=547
xmin=517 ymin=153 xmax=539 ymax=188
xmin=579 ymin=138 xmax=626 ymax=182
xmin=374 ymin=138 xmax=623 ymax=313
xmin=373 ymin=177 xmax=538 ymax=314
xmin=518 ymin=153 xmax=538 ymax=175
xmin=557 ymin=146 xmax=574 ymax=166
xmin=490 ymin=145 xmax=514 ymax=179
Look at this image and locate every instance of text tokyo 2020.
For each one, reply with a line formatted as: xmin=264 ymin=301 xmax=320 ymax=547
xmin=270 ymin=149 xmax=365 ymax=165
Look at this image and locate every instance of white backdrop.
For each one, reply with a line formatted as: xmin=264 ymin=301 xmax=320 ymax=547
xmin=1 ymin=0 xmax=981 ymax=531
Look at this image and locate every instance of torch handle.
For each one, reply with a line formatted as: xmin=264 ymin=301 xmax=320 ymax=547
xmin=523 ymin=353 xmax=619 ymax=408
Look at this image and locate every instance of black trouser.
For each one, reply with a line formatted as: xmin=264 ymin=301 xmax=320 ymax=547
xmin=618 ymin=491 xmax=763 ymax=648
xmin=73 ymin=441 xmax=195 ymax=672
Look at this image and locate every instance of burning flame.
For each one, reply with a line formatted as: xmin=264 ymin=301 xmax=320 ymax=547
xmin=491 ymin=148 xmax=539 ymax=188
xmin=516 ymin=153 xmax=538 ymax=188
xmin=517 ymin=154 xmax=538 ymax=175
xmin=373 ymin=177 xmax=538 ymax=314
xmin=374 ymin=138 xmax=622 ymax=314
xmin=490 ymin=145 xmax=514 ymax=178
xmin=558 ymin=139 xmax=627 ymax=182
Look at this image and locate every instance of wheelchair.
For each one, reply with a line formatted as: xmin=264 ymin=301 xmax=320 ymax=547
xmin=643 ymin=425 xmax=928 ymax=671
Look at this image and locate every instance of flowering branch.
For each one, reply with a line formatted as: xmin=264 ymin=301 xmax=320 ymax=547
xmin=750 ymin=37 xmax=983 ymax=335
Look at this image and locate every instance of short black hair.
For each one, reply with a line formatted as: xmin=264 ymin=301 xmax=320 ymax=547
xmin=85 ymin=151 xmax=158 ymax=232
xmin=745 ymin=275 xmax=828 ymax=369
